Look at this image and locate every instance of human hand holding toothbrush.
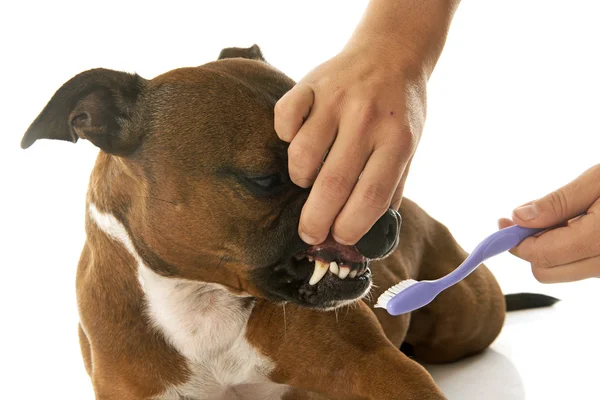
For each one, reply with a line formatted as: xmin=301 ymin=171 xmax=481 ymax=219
xmin=499 ymin=164 xmax=600 ymax=283
xmin=376 ymin=164 xmax=599 ymax=316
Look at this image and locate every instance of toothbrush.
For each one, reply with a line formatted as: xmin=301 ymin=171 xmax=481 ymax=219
xmin=375 ymin=224 xmax=544 ymax=316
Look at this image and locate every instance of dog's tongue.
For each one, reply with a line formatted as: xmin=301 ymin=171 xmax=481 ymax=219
xmin=306 ymin=234 xmax=366 ymax=263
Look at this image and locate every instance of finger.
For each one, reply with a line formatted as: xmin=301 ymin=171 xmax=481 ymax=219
xmin=286 ymin=101 xmax=339 ymax=188
xmin=499 ymin=216 xmax=571 ymax=232
xmin=512 ymin=164 xmax=600 ymax=228
xmin=498 ymin=218 xmax=568 ymax=233
xmin=510 ymin=210 xmax=600 ymax=267
xmin=501 ymin=217 xmax=566 ymax=258
xmin=298 ymin=118 xmax=373 ymax=245
xmin=497 ymin=218 xmax=515 ymax=229
xmin=390 ymin=156 xmax=413 ymax=210
xmin=274 ymin=84 xmax=315 ymax=142
xmin=531 ymin=255 xmax=600 ymax=283
xmin=332 ymin=125 xmax=412 ymax=244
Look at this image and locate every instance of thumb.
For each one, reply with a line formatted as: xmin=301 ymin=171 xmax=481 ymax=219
xmin=512 ymin=165 xmax=600 ymax=228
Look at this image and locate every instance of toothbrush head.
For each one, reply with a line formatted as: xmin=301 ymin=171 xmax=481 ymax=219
xmin=375 ymin=279 xmax=441 ymax=316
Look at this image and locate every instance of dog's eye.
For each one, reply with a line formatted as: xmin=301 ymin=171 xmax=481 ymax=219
xmin=251 ymin=174 xmax=284 ymax=189
xmin=240 ymin=173 xmax=289 ymax=195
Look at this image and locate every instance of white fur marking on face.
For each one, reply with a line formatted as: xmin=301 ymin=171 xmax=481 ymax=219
xmin=88 ymin=203 xmax=288 ymax=400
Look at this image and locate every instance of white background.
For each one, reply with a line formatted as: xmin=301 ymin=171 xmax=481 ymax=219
xmin=1 ymin=1 xmax=599 ymax=399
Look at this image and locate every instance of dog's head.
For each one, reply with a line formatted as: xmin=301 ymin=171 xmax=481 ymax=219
xmin=21 ymin=45 xmax=400 ymax=310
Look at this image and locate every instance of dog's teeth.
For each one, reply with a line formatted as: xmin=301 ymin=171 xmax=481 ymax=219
xmin=329 ymin=261 xmax=339 ymax=275
xmin=338 ymin=266 xmax=350 ymax=279
xmin=349 ymin=269 xmax=358 ymax=279
xmin=309 ymin=260 xmax=329 ymax=285
xmin=307 ymin=256 xmax=314 ymax=262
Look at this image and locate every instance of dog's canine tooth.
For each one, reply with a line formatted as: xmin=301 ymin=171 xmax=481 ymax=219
xmin=307 ymin=256 xmax=314 ymax=262
xmin=309 ymin=260 xmax=329 ymax=285
xmin=349 ymin=269 xmax=358 ymax=279
xmin=338 ymin=266 xmax=350 ymax=279
xmin=329 ymin=261 xmax=339 ymax=276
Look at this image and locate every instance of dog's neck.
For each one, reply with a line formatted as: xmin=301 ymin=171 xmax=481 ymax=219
xmin=87 ymin=202 xmax=282 ymax=398
xmin=137 ymin=263 xmax=255 ymax=362
xmin=87 ymin=202 xmax=255 ymax=356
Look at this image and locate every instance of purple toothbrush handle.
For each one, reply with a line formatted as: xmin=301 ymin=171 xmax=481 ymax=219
xmin=480 ymin=225 xmax=544 ymax=259
xmin=438 ymin=225 xmax=544 ymax=289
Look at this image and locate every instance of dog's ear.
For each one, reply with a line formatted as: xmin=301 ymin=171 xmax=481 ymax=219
xmin=21 ymin=68 xmax=147 ymax=156
xmin=218 ymin=44 xmax=266 ymax=62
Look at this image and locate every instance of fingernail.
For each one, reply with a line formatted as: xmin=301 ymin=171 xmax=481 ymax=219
xmin=299 ymin=230 xmax=318 ymax=245
xmin=514 ymin=204 xmax=538 ymax=221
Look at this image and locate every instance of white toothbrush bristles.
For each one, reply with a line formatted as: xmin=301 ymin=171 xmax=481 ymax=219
xmin=375 ymin=279 xmax=418 ymax=309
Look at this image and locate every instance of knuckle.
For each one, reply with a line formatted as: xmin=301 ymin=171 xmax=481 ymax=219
xmin=288 ymin=142 xmax=318 ymax=166
xmin=274 ymin=98 xmax=289 ymax=118
xmin=318 ymin=171 xmax=353 ymax=202
xmin=403 ymin=128 xmax=419 ymax=149
xmin=330 ymin=84 xmax=348 ymax=103
xmin=361 ymin=182 xmax=391 ymax=212
xmin=355 ymin=100 xmax=379 ymax=122
xmin=347 ymin=100 xmax=379 ymax=135
xmin=392 ymin=125 xmax=418 ymax=150
xmin=274 ymin=98 xmax=296 ymax=126
xmin=377 ymin=123 xmax=417 ymax=156
xmin=547 ymin=189 xmax=569 ymax=219
xmin=274 ymin=88 xmax=313 ymax=140
xmin=274 ymin=115 xmax=294 ymax=142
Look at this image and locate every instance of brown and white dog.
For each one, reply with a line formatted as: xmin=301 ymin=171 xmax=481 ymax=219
xmin=21 ymin=45 xmax=556 ymax=400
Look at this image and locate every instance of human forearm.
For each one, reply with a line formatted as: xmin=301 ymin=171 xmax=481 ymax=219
xmin=347 ymin=0 xmax=461 ymax=77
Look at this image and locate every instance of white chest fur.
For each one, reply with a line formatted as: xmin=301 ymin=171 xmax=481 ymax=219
xmin=88 ymin=203 xmax=287 ymax=400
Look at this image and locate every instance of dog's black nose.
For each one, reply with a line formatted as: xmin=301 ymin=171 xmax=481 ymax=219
xmin=355 ymin=209 xmax=401 ymax=259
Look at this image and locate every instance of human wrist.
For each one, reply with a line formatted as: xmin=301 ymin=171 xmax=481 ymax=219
xmin=343 ymin=29 xmax=427 ymax=79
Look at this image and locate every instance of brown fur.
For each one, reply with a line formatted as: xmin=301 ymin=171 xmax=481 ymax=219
xmin=23 ymin=47 xmax=505 ymax=399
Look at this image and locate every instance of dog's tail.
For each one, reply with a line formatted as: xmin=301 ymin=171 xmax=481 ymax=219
xmin=504 ymin=293 xmax=560 ymax=312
